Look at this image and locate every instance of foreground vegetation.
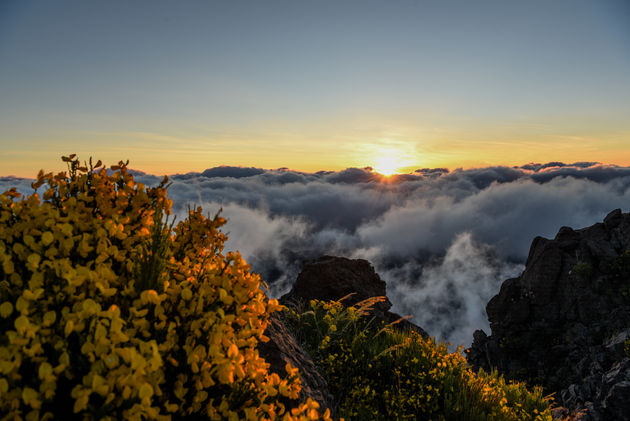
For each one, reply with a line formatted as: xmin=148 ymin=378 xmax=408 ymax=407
xmin=0 ymin=155 xmax=553 ymax=420
xmin=0 ymin=156 xmax=326 ymax=420
xmin=284 ymin=298 xmax=554 ymax=420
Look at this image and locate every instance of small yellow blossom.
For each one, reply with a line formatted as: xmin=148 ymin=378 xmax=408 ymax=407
xmin=0 ymin=302 xmax=13 ymax=318
xmin=0 ymin=155 xmax=325 ymax=421
xmin=41 ymin=231 xmax=54 ymax=246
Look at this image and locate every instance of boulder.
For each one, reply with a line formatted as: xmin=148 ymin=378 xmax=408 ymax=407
xmin=281 ymin=255 xmax=392 ymax=312
xmin=281 ymin=255 xmax=428 ymax=337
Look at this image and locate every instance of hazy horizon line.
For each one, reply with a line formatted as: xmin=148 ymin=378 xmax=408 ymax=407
xmin=1 ymin=159 xmax=623 ymax=179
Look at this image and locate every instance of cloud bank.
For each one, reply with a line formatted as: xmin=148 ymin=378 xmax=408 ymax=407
xmin=3 ymin=162 xmax=630 ymax=345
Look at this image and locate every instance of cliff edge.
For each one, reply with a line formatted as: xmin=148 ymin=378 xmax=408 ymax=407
xmin=468 ymin=209 xmax=630 ymax=420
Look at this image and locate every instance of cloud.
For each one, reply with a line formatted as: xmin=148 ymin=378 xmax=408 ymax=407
xmin=414 ymin=167 xmax=450 ymax=176
xmin=354 ymin=175 xmax=630 ymax=260
xmin=199 ymin=166 xmax=266 ymax=179
xmin=518 ymin=161 xmax=598 ymax=172
xmin=529 ymin=164 xmax=630 ymax=183
xmin=156 ymin=162 xmax=630 ymax=345
xmin=3 ymin=161 xmax=630 ymax=345
xmin=383 ymin=233 xmax=524 ymax=347
xmin=0 ymin=176 xmax=34 ymax=197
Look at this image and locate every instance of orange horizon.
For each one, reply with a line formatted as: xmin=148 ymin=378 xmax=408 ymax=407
xmin=3 ymin=156 xmax=630 ymax=179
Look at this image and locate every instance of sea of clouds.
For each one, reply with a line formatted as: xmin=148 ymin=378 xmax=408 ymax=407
xmin=3 ymin=162 xmax=630 ymax=346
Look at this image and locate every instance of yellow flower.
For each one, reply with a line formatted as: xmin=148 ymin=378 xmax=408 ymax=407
xmin=0 ymin=302 xmax=12 ymax=318
xmin=60 ymin=223 xmax=73 ymax=237
xmin=42 ymin=311 xmax=56 ymax=326
xmin=26 ymin=253 xmax=41 ymax=270
xmin=21 ymin=387 xmax=41 ymax=409
xmin=0 ymin=156 xmax=323 ymax=420
xmin=82 ymin=299 xmax=101 ymax=315
xmin=64 ymin=320 xmax=74 ymax=336
xmin=140 ymin=289 xmax=161 ymax=305
xmin=41 ymin=231 xmax=54 ymax=246
xmin=38 ymin=362 xmax=54 ymax=381
xmin=181 ymin=288 xmax=193 ymax=301
xmin=14 ymin=315 xmax=30 ymax=334
xmin=2 ymin=258 xmax=14 ymax=275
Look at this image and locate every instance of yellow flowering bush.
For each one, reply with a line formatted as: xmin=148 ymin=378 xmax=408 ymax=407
xmin=285 ymin=299 xmax=554 ymax=420
xmin=0 ymin=155 xmax=328 ymax=420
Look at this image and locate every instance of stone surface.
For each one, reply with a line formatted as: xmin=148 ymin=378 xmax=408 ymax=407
xmin=281 ymin=255 xmax=428 ymax=337
xmin=281 ymin=255 xmax=392 ymax=312
xmin=468 ymin=209 xmax=630 ymax=420
xmin=258 ymin=312 xmax=334 ymax=412
xmin=603 ymin=380 xmax=630 ymax=420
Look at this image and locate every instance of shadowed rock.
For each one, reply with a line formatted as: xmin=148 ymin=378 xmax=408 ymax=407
xmin=258 ymin=312 xmax=333 ymax=413
xmin=468 ymin=209 xmax=630 ymax=420
xmin=281 ymin=255 xmax=428 ymax=337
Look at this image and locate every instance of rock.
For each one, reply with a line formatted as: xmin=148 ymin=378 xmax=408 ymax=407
xmin=281 ymin=255 xmax=428 ymax=337
xmin=603 ymin=381 xmax=630 ymax=420
xmin=258 ymin=312 xmax=334 ymax=412
xmin=281 ymin=255 xmax=392 ymax=313
xmin=600 ymin=358 xmax=630 ymax=396
xmin=468 ymin=209 xmax=630 ymax=418
xmin=604 ymin=329 xmax=630 ymax=360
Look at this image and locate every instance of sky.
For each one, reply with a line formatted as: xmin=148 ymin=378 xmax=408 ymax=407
xmin=1 ymin=0 xmax=629 ymax=177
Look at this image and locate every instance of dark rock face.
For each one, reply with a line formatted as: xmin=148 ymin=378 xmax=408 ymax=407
xmin=282 ymin=255 xmax=392 ymax=311
xmin=258 ymin=312 xmax=333 ymax=412
xmin=468 ymin=209 xmax=630 ymax=420
xmin=281 ymin=255 xmax=428 ymax=337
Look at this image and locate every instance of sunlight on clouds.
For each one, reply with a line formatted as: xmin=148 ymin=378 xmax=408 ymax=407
xmin=1 ymin=118 xmax=628 ymax=177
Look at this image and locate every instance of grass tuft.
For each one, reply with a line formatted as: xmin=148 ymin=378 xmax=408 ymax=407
xmin=284 ymin=298 xmax=554 ymax=420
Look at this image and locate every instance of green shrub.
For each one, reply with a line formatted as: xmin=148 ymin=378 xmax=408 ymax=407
xmin=572 ymin=262 xmax=593 ymax=281
xmin=611 ymin=250 xmax=630 ymax=277
xmin=284 ymin=298 xmax=553 ymax=420
xmin=0 ymin=155 xmax=327 ymax=420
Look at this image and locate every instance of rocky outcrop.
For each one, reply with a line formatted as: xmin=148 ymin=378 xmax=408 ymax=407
xmin=260 ymin=255 xmax=429 ymax=414
xmin=281 ymin=255 xmax=428 ymax=337
xmin=258 ymin=312 xmax=334 ymax=412
xmin=281 ymin=255 xmax=391 ymax=311
xmin=468 ymin=209 xmax=630 ymax=420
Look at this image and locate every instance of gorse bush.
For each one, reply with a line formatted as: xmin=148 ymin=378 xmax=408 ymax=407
xmin=0 ymin=155 xmax=328 ymax=420
xmin=284 ymin=298 xmax=553 ymax=420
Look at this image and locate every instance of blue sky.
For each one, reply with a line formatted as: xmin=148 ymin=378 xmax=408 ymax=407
xmin=1 ymin=0 xmax=629 ymax=176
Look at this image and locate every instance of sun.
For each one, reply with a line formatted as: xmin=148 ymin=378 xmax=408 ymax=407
xmin=373 ymin=156 xmax=401 ymax=176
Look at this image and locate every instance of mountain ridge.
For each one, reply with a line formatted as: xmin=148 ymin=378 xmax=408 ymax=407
xmin=468 ymin=208 xmax=630 ymax=420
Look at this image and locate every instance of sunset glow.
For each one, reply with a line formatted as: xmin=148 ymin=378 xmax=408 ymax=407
xmin=372 ymin=152 xmax=408 ymax=176
xmin=373 ymin=157 xmax=400 ymax=176
xmin=0 ymin=0 xmax=628 ymax=176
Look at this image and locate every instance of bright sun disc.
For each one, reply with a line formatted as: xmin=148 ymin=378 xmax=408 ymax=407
xmin=374 ymin=156 xmax=400 ymax=176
